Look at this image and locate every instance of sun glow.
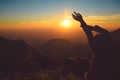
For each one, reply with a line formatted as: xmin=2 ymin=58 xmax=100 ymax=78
xmin=62 ymin=19 xmax=70 ymax=28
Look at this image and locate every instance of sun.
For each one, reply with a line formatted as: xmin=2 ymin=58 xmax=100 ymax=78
xmin=62 ymin=19 xmax=70 ymax=27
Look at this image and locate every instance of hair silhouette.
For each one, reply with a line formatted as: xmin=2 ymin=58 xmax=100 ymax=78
xmin=72 ymin=12 xmax=120 ymax=80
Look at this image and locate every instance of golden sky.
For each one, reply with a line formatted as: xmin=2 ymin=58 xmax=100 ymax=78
xmin=0 ymin=0 xmax=120 ymax=43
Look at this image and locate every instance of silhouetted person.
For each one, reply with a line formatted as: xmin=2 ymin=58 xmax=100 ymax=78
xmin=72 ymin=12 xmax=120 ymax=80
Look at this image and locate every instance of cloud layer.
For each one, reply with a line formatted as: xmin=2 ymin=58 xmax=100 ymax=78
xmin=85 ymin=14 xmax=120 ymax=23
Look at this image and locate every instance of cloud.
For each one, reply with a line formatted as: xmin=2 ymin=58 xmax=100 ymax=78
xmin=20 ymin=21 xmax=25 ymax=24
xmin=20 ymin=21 xmax=52 ymax=24
xmin=85 ymin=14 xmax=120 ymax=23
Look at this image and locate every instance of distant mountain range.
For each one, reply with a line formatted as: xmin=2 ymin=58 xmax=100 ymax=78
xmin=39 ymin=39 xmax=90 ymax=63
xmin=0 ymin=28 xmax=120 ymax=73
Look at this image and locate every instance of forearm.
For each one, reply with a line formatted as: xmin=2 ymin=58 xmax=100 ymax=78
xmin=92 ymin=25 xmax=109 ymax=34
xmin=72 ymin=11 xmax=96 ymax=54
xmin=81 ymin=24 xmax=96 ymax=55
xmin=80 ymin=20 xmax=93 ymax=38
xmin=81 ymin=25 xmax=95 ymax=80
xmin=81 ymin=24 xmax=93 ymax=40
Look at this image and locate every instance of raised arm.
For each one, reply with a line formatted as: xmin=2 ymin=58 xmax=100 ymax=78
xmin=72 ymin=11 xmax=109 ymax=34
xmin=92 ymin=25 xmax=110 ymax=34
xmin=72 ymin=12 xmax=94 ymax=47
xmin=72 ymin=12 xmax=95 ymax=80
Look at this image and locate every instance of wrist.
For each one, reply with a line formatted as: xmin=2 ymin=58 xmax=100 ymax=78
xmin=80 ymin=21 xmax=87 ymax=27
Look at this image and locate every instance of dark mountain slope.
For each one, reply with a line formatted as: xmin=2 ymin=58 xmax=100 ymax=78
xmin=39 ymin=39 xmax=90 ymax=63
xmin=0 ymin=36 xmax=42 ymax=73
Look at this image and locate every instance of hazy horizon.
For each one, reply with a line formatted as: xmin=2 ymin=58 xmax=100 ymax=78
xmin=0 ymin=0 xmax=120 ymax=45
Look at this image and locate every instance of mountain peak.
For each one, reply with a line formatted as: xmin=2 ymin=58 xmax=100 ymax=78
xmin=48 ymin=39 xmax=71 ymax=43
xmin=43 ymin=39 xmax=72 ymax=47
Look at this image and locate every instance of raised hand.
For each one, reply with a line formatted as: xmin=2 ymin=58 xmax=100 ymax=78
xmin=72 ymin=11 xmax=83 ymax=21
xmin=72 ymin=11 xmax=86 ymax=26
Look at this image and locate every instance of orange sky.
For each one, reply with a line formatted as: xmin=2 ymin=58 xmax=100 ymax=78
xmin=0 ymin=12 xmax=120 ymax=31
xmin=0 ymin=0 xmax=120 ymax=44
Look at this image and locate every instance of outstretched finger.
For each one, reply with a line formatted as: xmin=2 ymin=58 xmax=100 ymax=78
xmin=73 ymin=11 xmax=78 ymax=16
xmin=77 ymin=13 xmax=82 ymax=18
xmin=72 ymin=14 xmax=80 ymax=21
xmin=72 ymin=14 xmax=77 ymax=19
